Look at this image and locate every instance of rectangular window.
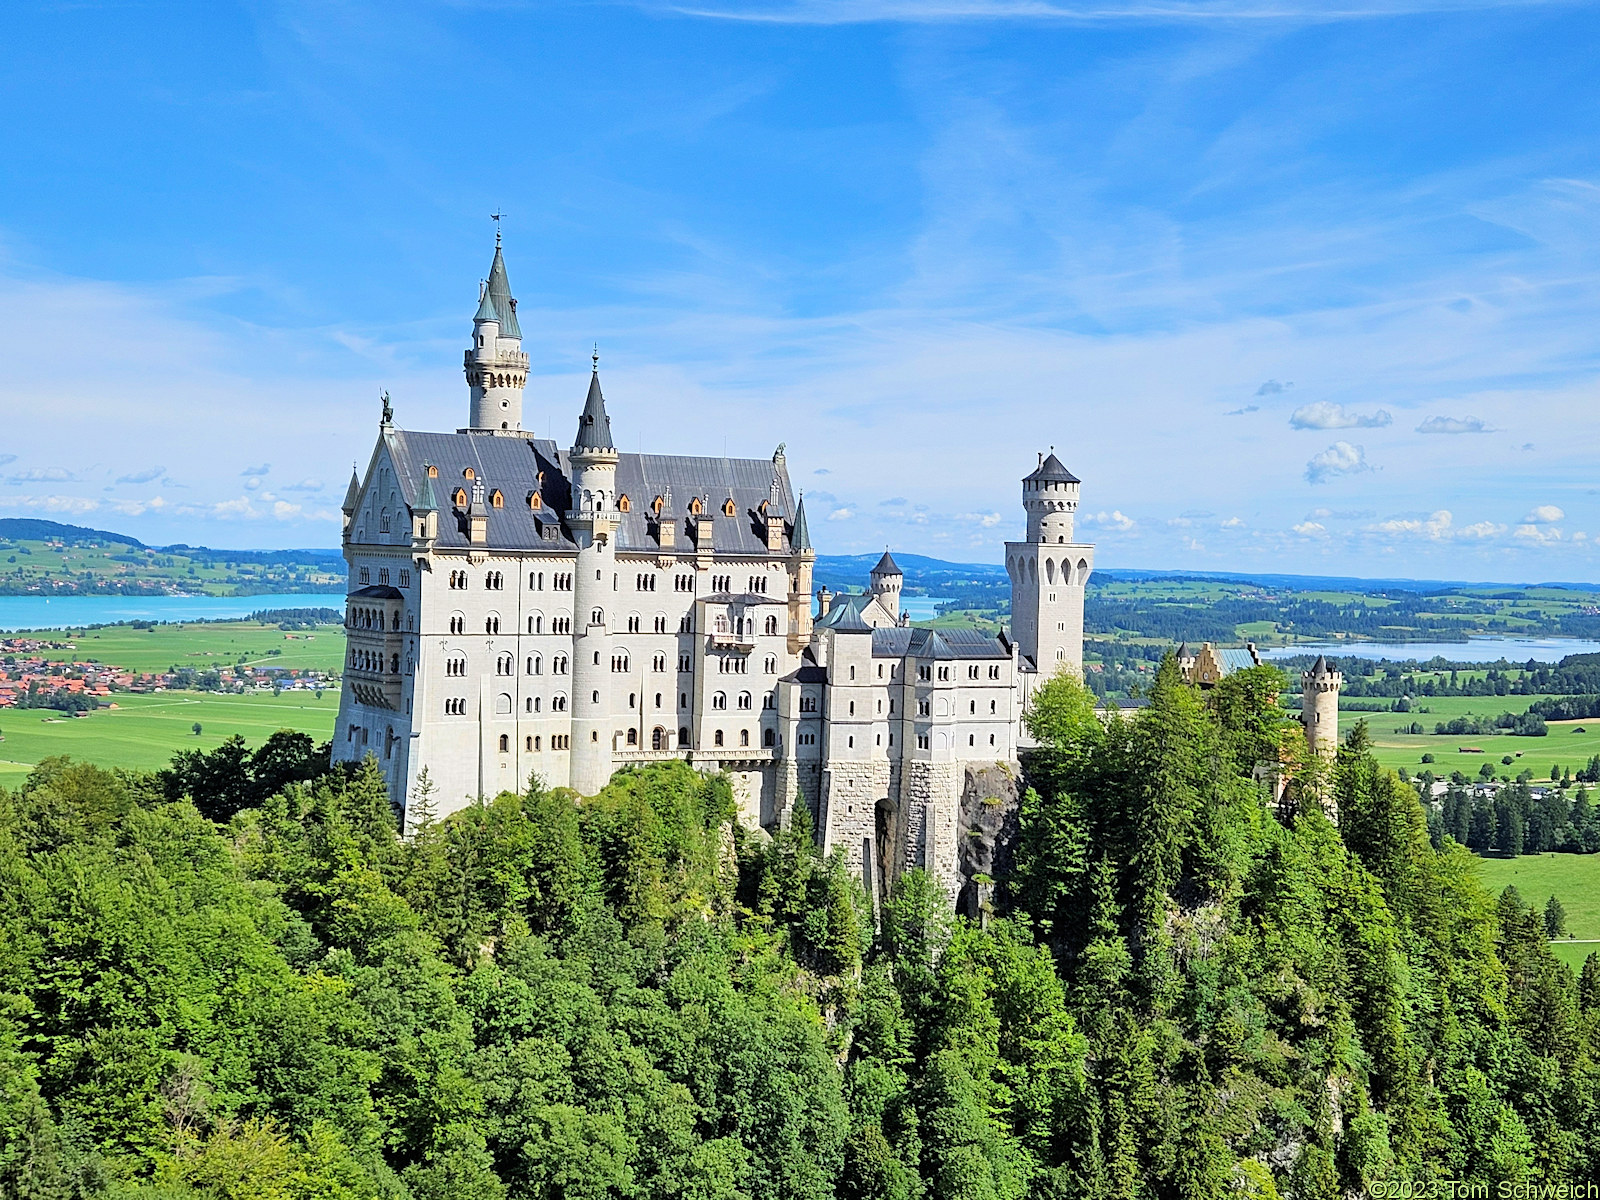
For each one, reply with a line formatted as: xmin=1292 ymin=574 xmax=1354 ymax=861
xmin=378 ymin=568 xmax=390 ymax=585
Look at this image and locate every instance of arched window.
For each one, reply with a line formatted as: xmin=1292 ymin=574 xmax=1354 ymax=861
xmin=737 ymin=691 xmax=751 ymax=710
xmin=495 ymin=693 xmax=512 ymax=715
xmin=553 ymin=693 xmax=568 ymax=711
xmin=452 ymin=487 xmax=467 ymax=507
xmin=679 ymin=726 xmax=690 ymax=744
xmin=527 ymin=655 xmax=541 ymax=675
xmin=723 ymin=497 xmax=736 ymax=516
xmin=618 ymin=494 xmax=631 ymax=513
xmin=714 ymin=729 xmax=724 ymax=747
xmin=763 ymin=655 xmax=776 ymax=674
xmin=497 ymin=653 xmax=513 ymax=675
xmin=489 ymin=489 xmax=504 ymax=508
xmin=498 ymin=734 xmax=510 ymax=752
xmin=762 ymin=728 xmax=775 ymax=747
xmin=485 ymin=615 xmax=500 ymax=634
xmin=591 ymin=608 xmax=604 ymax=626
xmin=626 ymin=728 xmax=637 ymax=745
xmin=764 ymin=615 xmax=778 ymax=635
xmin=652 ymin=727 xmax=665 ymax=750
xmin=449 ymin=613 xmax=465 ymax=635
xmin=379 ymin=508 xmax=391 ymax=533
xmin=713 ymin=691 xmax=727 ymax=710
xmin=740 ymin=729 xmax=749 ymax=747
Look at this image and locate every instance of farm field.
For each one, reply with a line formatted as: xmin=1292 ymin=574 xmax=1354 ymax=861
xmin=0 ymin=689 xmax=340 ymax=791
xmin=1368 ymin=720 xmax=1600 ymax=780
xmin=1473 ymin=853 xmax=1600 ymax=974
xmin=11 ymin=619 xmax=347 ymax=675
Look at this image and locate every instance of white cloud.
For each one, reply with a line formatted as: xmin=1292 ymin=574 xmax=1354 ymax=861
xmin=827 ymin=507 xmax=853 ymax=521
xmin=1417 ymin=415 xmax=1493 ymax=434
xmin=1221 ymin=516 xmax=1244 ymax=528
xmin=272 ymin=500 xmax=303 ymax=520
xmin=1305 ymin=441 xmax=1372 ymax=484
xmin=1368 ymin=510 xmax=1454 ymax=539
xmin=1292 ymin=521 xmax=1326 ymax=536
xmin=1457 ymin=521 xmax=1505 ymax=540
xmin=7 ymin=467 xmax=77 ymax=484
xmin=243 ymin=476 xmax=264 ymax=491
xmin=241 ymin=463 xmax=271 ymax=477
xmin=1521 ymin=504 xmax=1564 ymax=524
xmin=954 ymin=511 xmax=1004 ymax=527
xmin=1082 ymin=509 xmax=1135 ymax=532
xmin=1289 ymin=401 xmax=1392 ymax=430
xmin=281 ymin=479 xmax=324 ymax=492
xmin=115 ymin=466 xmax=166 ymax=485
xmin=1256 ymin=380 xmax=1293 ymax=395
xmin=0 ymin=494 xmax=102 ymax=515
xmin=1514 ymin=524 xmax=1564 ymax=545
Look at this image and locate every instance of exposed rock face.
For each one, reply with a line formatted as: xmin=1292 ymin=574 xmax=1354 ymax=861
xmin=955 ymin=761 xmax=1022 ymax=919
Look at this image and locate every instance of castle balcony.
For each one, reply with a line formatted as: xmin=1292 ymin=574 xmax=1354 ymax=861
xmin=344 ymin=667 xmax=403 ymax=711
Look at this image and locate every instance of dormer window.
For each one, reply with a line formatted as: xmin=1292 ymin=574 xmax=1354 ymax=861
xmin=528 ymin=491 xmax=542 ymax=510
xmin=652 ymin=495 xmax=665 ymax=515
xmin=462 ymin=467 xmax=475 ymax=480
xmin=426 ymin=465 xmax=438 ymax=478
xmin=489 ymin=489 xmax=504 ymax=509
xmin=723 ymin=498 xmax=737 ymax=517
xmin=689 ymin=497 xmax=703 ymax=515
xmin=452 ymin=487 xmax=467 ymax=507
xmin=617 ymin=494 xmax=631 ymax=513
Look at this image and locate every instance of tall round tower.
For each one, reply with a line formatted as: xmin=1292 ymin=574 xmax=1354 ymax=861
xmin=567 ymin=358 xmax=619 ymax=795
xmin=1005 ymin=451 xmax=1094 ymax=675
xmin=869 ymin=550 xmax=903 ymax=621
xmin=1301 ymin=655 xmax=1342 ymax=758
xmin=465 ymin=235 xmax=529 ymax=434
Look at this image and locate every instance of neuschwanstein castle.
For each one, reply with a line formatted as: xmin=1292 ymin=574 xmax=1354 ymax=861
xmin=333 ymin=239 xmax=1095 ymax=903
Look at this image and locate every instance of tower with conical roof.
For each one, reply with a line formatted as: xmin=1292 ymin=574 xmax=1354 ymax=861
xmin=568 ymin=353 xmax=620 ymax=795
xmin=869 ymin=550 xmax=903 ymax=622
xmin=1301 ymin=655 xmax=1342 ymax=759
xmin=464 ymin=232 xmax=530 ymax=434
xmin=1006 ymin=450 xmax=1094 ymax=677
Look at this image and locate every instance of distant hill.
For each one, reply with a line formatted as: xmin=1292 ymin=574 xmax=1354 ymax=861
xmin=0 ymin=518 xmax=147 ymax=548
xmin=0 ymin=518 xmax=340 ymax=566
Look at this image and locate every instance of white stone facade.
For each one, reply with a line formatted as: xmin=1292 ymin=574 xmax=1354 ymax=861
xmin=331 ymin=243 xmax=1095 ymax=903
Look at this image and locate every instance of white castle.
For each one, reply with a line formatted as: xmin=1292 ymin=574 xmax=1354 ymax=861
xmin=332 ymin=239 xmax=1095 ymax=901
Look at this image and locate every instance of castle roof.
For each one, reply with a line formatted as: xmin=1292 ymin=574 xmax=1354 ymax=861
xmin=573 ymin=370 xmax=614 ymax=452
xmin=792 ymin=495 xmax=812 ymax=552
xmin=871 ymin=550 xmax=902 ymax=577
xmin=1307 ymin=654 xmax=1334 ymax=676
xmin=414 ymin=468 xmax=437 ymax=512
xmin=378 ymin=428 xmax=801 ymax=557
xmin=483 ymin=245 xmax=520 ymax=338
xmin=870 ymin=625 xmax=1010 ymax=660
xmin=341 ymin=468 xmax=361 ymax=514
xmin=1024 ymin=452 xmax=1079 ymax=484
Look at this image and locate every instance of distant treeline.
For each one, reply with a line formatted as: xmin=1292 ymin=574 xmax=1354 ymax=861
xmin=249 ymin=607 xmax=342 ymax=628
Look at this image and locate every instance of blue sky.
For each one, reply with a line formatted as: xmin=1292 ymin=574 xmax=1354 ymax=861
xmin=1 ymin=0 xmax=1598 ymax=579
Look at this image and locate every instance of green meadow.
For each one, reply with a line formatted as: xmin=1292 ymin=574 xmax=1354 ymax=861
xmin=1473 ymin=853 xmax=1600 ymax=974
xmin=12 ymin=619 xmax=347 ymax=675
xmin=0 ymin=689 xmax=341 ymax=792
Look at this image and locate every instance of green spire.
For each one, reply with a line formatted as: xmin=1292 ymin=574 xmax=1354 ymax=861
xmin=792 ymin=493 xmax=812 ymax=552
xmin=573 ymin=361 xmax=614 ymax=452
xmin=414 ymin=467 xmax=437 ymax=512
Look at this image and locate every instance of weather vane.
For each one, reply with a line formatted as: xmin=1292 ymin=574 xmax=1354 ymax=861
xmin=592 ymin=343 xmax=600 ymax=372
xmin=490 ymin=211 xmax=502 ymax=246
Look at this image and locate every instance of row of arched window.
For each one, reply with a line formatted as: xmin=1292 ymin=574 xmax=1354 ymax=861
xmin=1006 ymin=554 xmax=1091 ymax=586
xmin=347 ymin=605 xmax=399 ymax=631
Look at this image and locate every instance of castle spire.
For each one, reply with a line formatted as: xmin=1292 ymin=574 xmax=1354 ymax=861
xmin=573 ymin=358 xmax=615 ymax=453
xmin=483 ymin=243 xmax=520 ymax=338
xmin=792 ymin=493 xmax=812 ymax=552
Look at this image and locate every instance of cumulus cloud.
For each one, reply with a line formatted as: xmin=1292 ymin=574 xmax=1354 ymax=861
xmin=1256 ymin=380 xmax=1294 ymax=396
xmin=1515 ymin=524 xmax=1563 ymax=545
xmin=826 ymin=507 xmax=852 ymax=521
xmin=1458 ymin=521 xmax=1505 ymax=540
xmin=1417 ymin=415 xmax=1493 ymax=434
xmin=1289 ymin=401 xmax=1392 ymax=431
xmin=1224 ymin=405 xmax=1258 ymax=416
xmin=1369 ymin=510 xmax=1454 ymax=539
xmin=241 ymin=463 xmax=271 ymax=477
xmin=1305 ymin=441 xmax=1372 ymax=484
xmin=955 ymin=511 xmax=1003 ymax=527
xmin=0 ymin=493 xmax=102 ymax=515
xmin=1082 ymin=510 xmax=1135 ymax=532
xmin=1221 ymin=516 xmax=1244 ymax=528
xmin=115 ymin=465 xmax=165 ymax=485
xmin=272 ymin=500 xmax=302 ymax=520
xmin=1522 ymin=505 xmax=1565 ymax=524
xmin=1292 ymin=521 xmax=1326 ymax=536
xmin=243 ymin=476 xmax=263 ymax=491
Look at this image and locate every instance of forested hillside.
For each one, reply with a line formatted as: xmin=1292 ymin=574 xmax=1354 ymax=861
xmin=2 ymin=662 xmax=1597 ymax=1198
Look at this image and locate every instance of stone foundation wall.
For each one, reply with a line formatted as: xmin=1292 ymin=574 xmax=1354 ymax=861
xmin=819 ymin=759 xmax=892 ymax=896
xmin=900 ymin=759 xmax=963 ymax=901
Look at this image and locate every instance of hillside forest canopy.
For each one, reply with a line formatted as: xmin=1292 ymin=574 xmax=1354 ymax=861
xmin=3 ymin=659 xmax=1599 ymax=1199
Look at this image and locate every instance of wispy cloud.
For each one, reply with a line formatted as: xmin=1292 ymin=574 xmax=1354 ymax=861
xmin=1081 ymin=509 xmax=1135 ymax=532
xmin=1417 ymin=415 xmax=1493 ymax=434
xmin=1255 ymin=379 xmax=1293 ymax=396
xmin=7 ymin=467 xmax=77 ymax=484
xmin=1305 ymin=441 xmax=1372 ymax=484
xmin=1289 ymin=401 xmax=1392 ymax=430
xmin=1224 ymin=404 xmax=1258 ymax=416
xmin=657 ymin=0 xmax=1548 ymax=25
xmin=115 ymin=466 xmax=166 ymax=485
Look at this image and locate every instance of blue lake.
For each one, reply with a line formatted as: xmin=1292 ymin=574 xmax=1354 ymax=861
xmin=1258 ymin=636 xmax=1600 ymax=664
xmin=900 ymin=596 xmax=956 ymax=621
xmin=0 ymin=593 xmax=349 ymax=632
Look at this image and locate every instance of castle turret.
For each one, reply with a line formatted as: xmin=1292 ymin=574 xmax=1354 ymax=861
xmin=341 ymin=467 xmax=361 ymax=541
xmin=568 ymin=355 xmax=620 ymax=795
xmin=464 ymin=234 xmax=529 ymax=434
xmin=870 ymin=550 xmax=903 ymax=622
xmin=1301 ymin=655 xmax=1342 ymax=758
xmin=789 ymin=493 xmax=815 ymax=651
xmin=1006 ymin=451 xmax=1094 ymax=675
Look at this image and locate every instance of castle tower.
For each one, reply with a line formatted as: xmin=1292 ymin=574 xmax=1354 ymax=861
xmin=1005 ymin=451 xmax=1095 ymax=675
xmin=568 ymin=357 xmax=620 ymax=795
xmin=789 ymin=493 xmax=816 ymax=653
xmin=465 ymin=235 xmax=530 ymax=434
xmin=1301 ymin=655 xmax=1342 ymax=758
xmin=869 ymin=550 xmax=903 ymax=622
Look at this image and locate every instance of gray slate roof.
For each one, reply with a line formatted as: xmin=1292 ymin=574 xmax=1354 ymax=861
xmin=574 ymin=371 xmax=614 ymax=452
xmin=871 ymin=550 xmax=902 ymax=577
xmin=483 ymin=246 xmax=520 ymax=338
xmin=1024 ymin=452 xmax=1080 ymax=484
xmin=379 ymin=428 xmax=799 ymax=557
xmin=871 ymin=626 xmax=1009 ymax=660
